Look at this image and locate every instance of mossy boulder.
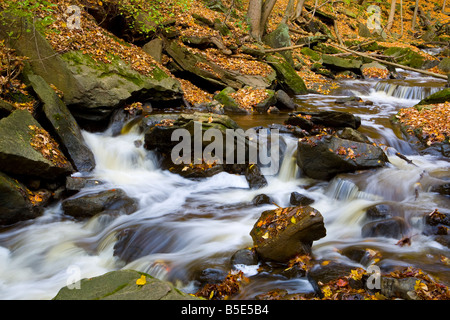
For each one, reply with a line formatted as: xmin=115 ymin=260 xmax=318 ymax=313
xmin=265 ymin=54 xmax=308 ymax=95
xmin=383 ymin=47 xmax=427 ymax=69
xmin=263 ymin=23 xmax=294 ymax=66
xmin=300 ymin=47 xmax=321 ymax=61
xmin=213 ymin=87 xmax=245 ymax=113
xmin=0 ymin=110 xmax=73 ymax=179
xmin=416 ymin=88 xmax=450 ymax=106
xmin=321 ymin=54 xmax=362 ymax=73
xmin=53 ymin=269 xmax=199 ymax=300
xmin=438 ymin=58 xmax=450 ymax=73
xmin=61 ymin=50 xmax=182 ymax=121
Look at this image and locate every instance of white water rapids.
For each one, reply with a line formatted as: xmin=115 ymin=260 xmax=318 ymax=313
xmin=0 ymin=76 xmax=449 ymax=300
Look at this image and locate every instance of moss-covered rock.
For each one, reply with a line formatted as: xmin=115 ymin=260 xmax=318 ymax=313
xmin=213 ymin=87 xmax=244 ymax=113
xmin=416 ymin=88 xmax=450 ymax=105
xmin=384 ymin=47 xmax=427 ymax=69
xmin=300 ymin=47 xmax=321 ymax=61
xmin=265 ymin=54 xmax=308 ymax=95
xmin=53 ymin=269 xmax=199 ymax=300
xmin=321 ymin=54 xmax=362 ymax=72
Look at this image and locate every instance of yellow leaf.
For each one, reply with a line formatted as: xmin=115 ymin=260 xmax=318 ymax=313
xmin=291 ymin=216 xmax=296 ymax=224
xmin=321 ymin=260 xmax=330 ymax=266
xmin=136 ymin=275 xmax=146 ymax=286
xmin=414 ymin=280 xmax=428 ymax=291
xmin=209 ymin=290 xmax=214 ymax=299
xmin=262 ymin=232 xmax=269 ymax=239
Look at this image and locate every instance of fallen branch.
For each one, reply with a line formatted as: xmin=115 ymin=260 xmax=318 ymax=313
xmin=264 ymin=43 xmax=307 ymax=53
xmin=328 ymin=43 xmax=448 ymax=80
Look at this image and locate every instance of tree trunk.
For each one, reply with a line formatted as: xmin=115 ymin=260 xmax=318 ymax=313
xmin=386 ymin=0 xmax=397 ymax=31
xmin=259 ymin=0 xmax=278 ymax=33
xmin=411 ymin=0 xmax=419 ymax=31
xmin=443 ymin=0 xmax=448 ymax=13
xmin=293 ymin=0 xmax=306 ymax=20
xmin=282 ymin=0 xmax=296 ymax=23
xmin=247 ymin=0 xmax=263 ymax=40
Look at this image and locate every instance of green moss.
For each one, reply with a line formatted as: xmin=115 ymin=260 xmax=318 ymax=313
xmin=384 ymin=47 xmax=426 ymax=69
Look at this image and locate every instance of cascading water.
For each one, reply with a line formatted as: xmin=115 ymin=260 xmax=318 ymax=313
xmin=0 ymin=76 xmax=449 ymax=300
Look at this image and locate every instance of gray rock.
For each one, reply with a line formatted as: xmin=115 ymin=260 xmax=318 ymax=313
xmin=53 ymin=269 xmax=198 ymax=300
xmin=361 ymin=217 xmax=408 ymax=239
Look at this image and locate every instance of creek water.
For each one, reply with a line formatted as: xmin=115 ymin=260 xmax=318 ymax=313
xmin=0 ymin=74 xmax=449 ymax=300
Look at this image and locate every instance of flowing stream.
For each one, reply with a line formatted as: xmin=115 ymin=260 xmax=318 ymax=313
xmin=0 ymin=74 xmax=449 ymax=300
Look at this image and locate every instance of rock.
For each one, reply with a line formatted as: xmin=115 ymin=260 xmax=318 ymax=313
xmin=309 ymin=261 xmax=355 ymax=284
xmin=0 ymin=110 xmax=74 ymax=179
xmin=0 ymin=99 xmax=14 ymax=118
xmin=61 ymin=188 xmax=138 ymax=219
xmin=380 ymin=276 xmax=421 ymax=300
xmin=361 ymin=217 xmax=408 ymax=239
xmin=275 ymin=90 xmax=297 ymax=110
xmin=196 ymin=268 xmax=227 ymax=286
xmin=250 ymin=205 xmax=326 ymax=262
xmin=284 ymin=113 xmax=314 ymax=131
xmin=416 ymin=88 xmax=450 ymax=106
xmin=297 ymin=135 xmax=388 ymax=180
xmin=438 ymin=57 xmax=450 ymax=73
xmin=252 ymin=194 xmax=272 ymax=206
xmin=60 ymin=50 xmax=182 ymax=121
xmin=430 ymin=183 xmax=450 ymax=197
xmin=358 ymin=22 xmax=372 ymax=38
xmin=336 ymin=127 xmax=371 ymax=144
xmin=321 ymin=54 xmax=362 ymax=73
xmin=65 ymin=176 xmax=104 ymax=194
xmin=142 ymin=38 xmax=163 ymax=63
xmin=384 ymin=47 xmax=427 ymax=69
xmin=433 ymin=234 xmax=450 ymax=248
xmin=53 ymin=269 xmax=198 ymax=300
xmin=165 ymin=39 xmax=276 ymax=90
xmin=0 ymin=172 xmax=42 ymax=225
xmin=263 ymin=23 xmax=294 ymax=66
xmin=26 ymin=74 xmax=96 ymax=172
xmin=245 ymin=164 xmax=268 ymax=189
xmin=291 ymin=111 xmax=361 ymax=129
xmin=213 ymin=87 xmax=247 ymax=114
xmin=300 ymin=47 xmax=321 ymax=61
xmin=265 ymin=53 xmax=308 ymax=95
xmin=254 ymin=90 xmax=277 ymax=113
xmin=0 ymin=16 xmax=182 ymax=122
xmin=365 ymin=204 xmax=393 ymax=220
xmin=230 ymin=248 xmax=259 ymax=268
xmin=290 ymin=192 xmax=314 ymax=206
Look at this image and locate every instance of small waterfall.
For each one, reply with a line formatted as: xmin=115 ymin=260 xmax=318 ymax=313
xmin=277 ymin=136 xmax=299 ymax=181
xmin=374 ymin=81 xmax=442 ymax=100
xmin=326 ymin=178 xmax=380 ymax=201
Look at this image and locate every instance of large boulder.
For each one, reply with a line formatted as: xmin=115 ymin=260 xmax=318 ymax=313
xmin=26 ymin=74 xmax=96 ymax=172
xmin=383 ymin=47 xmax=427 ymax=69
xmin=287 ymin=111 xmax=361 ymax=130
xmin=53 ymin=269 xmax=198 ymax=300
xmin=0 ymin=15 xmax=183 ymax=122
xmin=0 ymin=110 xmax=73 ymax=179
xmin=250 ymin=205 xmax=326 ymax=262
xmin=60 ymin=50 xmax=182 ymax=121
xmin=0 ymin=172 xmax=42 ymax=225
xmin=297 ymin=135 xmax=388 ymax=180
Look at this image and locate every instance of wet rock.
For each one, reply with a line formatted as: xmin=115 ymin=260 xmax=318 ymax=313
xmin=361 ymin=217 xmax=408 ymax=239
xmin=365 ymin=204 xmax=393 ymax=220
xmin=61 ymin=188 xmax=138 ymax=219
xmin=65 ymin=176 xmax=104 ymax=194
xmin=275 ymin=89 xmax=297 ymax=110
xmin=416 ymin=88 xmax=450 ymax=106
xmin=289 ymin=110 xmax=361 ymax=129
xmin=0 ymin=172 xmax=43 ymax=225
xmin=423 ymin=209 xmax=450 ymax=236
xmin=196 ymin=268 xmax=227 ymax=286
xmin=245 ymin=164 xmax=268 ymax=189
xmin=213 ymin=87 xmax=246 ymax=114
xmin=308 ymin=260 xmax=355 ymax=284
xmin=0 ymin=110 xmax=74 ymax=179
xmin=252 ymin=194 xmax=272 ymax=206
xmin=433 ymin=234 xmax=450 ymax=249
xmin=336 ymin=127 xmax=371 ymax=144
xmin=250 ymin=205 xmax=326 ymax=262
xmin=289 ymin=192 xmax=314 ymax=206
xmin=297 ymin=135 xmax=388 ymax=180
xmin=230 ymin=248 xmax=259 ymax=268
xmin=53 ymin=269 xmax=198 ymax=300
